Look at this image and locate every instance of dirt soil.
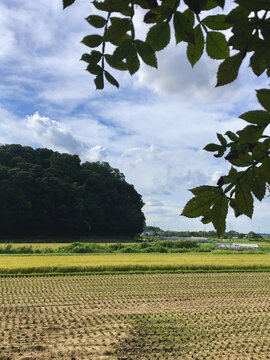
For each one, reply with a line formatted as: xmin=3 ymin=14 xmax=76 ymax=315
xmin=0 ymin=272 xmax=270 ymax=359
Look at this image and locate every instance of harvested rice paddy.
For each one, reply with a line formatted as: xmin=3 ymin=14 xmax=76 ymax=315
xmin=1 ymin=272 xmax=270 ymax=359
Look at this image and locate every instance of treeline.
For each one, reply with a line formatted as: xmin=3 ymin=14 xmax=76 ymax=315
xmin=1 ymin=241 xmax=267 ymax=255
xmin=0 ymin=144 xmax=145 ymax=237
xmin=0 ymin=240 xmax=199 ymax=254
xmin=144 ymin=226 xmax=247 ymax=239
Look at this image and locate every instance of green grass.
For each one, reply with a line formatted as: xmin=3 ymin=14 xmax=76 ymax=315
xmin=1 ymin=253 xmax=270 ymax=275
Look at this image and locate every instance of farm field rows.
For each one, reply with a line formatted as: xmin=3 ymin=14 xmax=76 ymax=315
xmin=1 ymin=253 xmax=270 ymax=275
xmin=1 ymin=272 xmax=270 ymax=359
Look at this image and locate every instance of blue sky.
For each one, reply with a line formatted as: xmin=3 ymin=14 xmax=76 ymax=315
xmin=1 ymin=0 xmax=269 ymax=233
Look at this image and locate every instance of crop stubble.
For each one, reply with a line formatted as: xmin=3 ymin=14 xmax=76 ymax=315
xmin=0 ymin=273 xmax=270 ymax=359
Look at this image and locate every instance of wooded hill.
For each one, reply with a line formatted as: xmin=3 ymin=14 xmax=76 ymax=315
xmin=0 ymin=144 xmax=145 ymax=237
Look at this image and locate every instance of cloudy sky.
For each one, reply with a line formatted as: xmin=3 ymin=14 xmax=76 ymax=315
xmin=1 ymin=0 xmax=269 ymax=233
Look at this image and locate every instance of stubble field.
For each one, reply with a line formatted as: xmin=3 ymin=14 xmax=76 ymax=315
xmin=1 ymin=272 xmax=270 ymax=359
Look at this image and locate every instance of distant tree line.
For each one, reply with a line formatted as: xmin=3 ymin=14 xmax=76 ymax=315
xmin=0 ymin=144 xmax=145 ymax=237
xmin=143 ymin=226 xmax=252 ymax=239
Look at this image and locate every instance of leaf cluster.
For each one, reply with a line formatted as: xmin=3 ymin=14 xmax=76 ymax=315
xmin=63 ymin=0 xmax=270 ymax=236
xmin=183 ymin=90 xmax=270 ymax=236
xmin=64 ymin=0 xmax=270 ymax=89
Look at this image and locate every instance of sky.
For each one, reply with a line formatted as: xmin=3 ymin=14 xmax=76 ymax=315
xmin=1 ymin=0 xmax=269 ymax=233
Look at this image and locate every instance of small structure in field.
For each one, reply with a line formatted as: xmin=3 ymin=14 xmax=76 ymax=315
xmin=231 ymin=243 xmax=258 ymax=251
xmin=215 ymin=242 xmax=258 ymax=251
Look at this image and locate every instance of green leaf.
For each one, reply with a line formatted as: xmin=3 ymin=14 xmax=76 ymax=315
xmin=182 ymin=186 xmax=222 ymax=221
xmin=234 ymin=179 xmax=254 ymax=218
xmin=237 ymin=125 xmax=264 ymax=144
xmin=226 ymin=151 xmax=253 ymax=167
xmin=213 ymin=0 xmax=225 ymax=8
xmin=239 ymin=110 xmax=270 ymax=126
xmin=225 ymin=131 xmax=238 ymax=141
xmin=105 ymin=54 xmax=128 ymax=71
xmin=104 ymin=71 xmax=119 ymax=88
xmin=181 ymin=195 xmax=215 ymax=218
xmin=235 ymin=0 xmax=270 ymax=11
xmin=184 ymin=8 xmax=195 ymax=27
xmin=229 ymin=198 xmax=243 ymax=218
xmin=250 ymin=52 xmax=265 ymax=77
xmin=225 ymin=5 xmax=249 ymax=24
xmin=93 ymin=0 xmax=112 ymax=12
xmin=63 ymin=0 xmax=75 ymax=9
xmin=216 ymin=51 xmax=245 ymax=86
xmin=134 ymin=0 xmax=154 ymax=9
xmin=126 ymin=45 xmax=140 ymax=75
xmin=260 ymin=158 xmax=270 ymax=182
xmin=261 ymin=19 xmax=270 ymax=41
xmin=187 ymin=25 xmax=204 ymax=67
xmin=86 ymin=63 xmax=103 ymax=75
xmin=256 ymin=89 xmax=270 ymax=111
xmin=81 ymin=51 xmax=102 ymax=64
xmin=112 ymin=39 xmax=133 ymax=62
xmin=85 ymin=15 xmax=107 ymax=28
xmin=211 ymin=194 xmax=228 ymax=237
xmin=202 ymin=15 xmax=232 ymax=30
xmin=246 ymin=167 xmax=266 ymax=201
xmin=252 ymin=143 xmax=268 ymax=161
xmin=217 ymin=133 xmax=227 ymax=146
xmin=206 ymin=31 xmax=229 ymax=60
xmin=81 ymin=35 xmax=103 ymax=48
xmin=135 ymin=40 xmax=157 ymax=68
xmin=184 ymin=0 xmax=207 ymax=14
xmin=204 ymin=0 xmax=219 ymax=10
xmin=173 ymin=11 xmax=194 ymax=44
xmin=146 ymin=22 xmax=170 ymax=51
xmin=105 ymin=18 xmax=131 ymax=45
xmin=204 ymin=143 xmax=221 ymax=152
xmin=190 ymin=185 xmax=222 ymax=196
xmin=94 ymin=73 xmax=104 ymax=90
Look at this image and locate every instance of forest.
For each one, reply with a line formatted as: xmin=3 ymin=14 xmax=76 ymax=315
xmin=0 ymin=144 xmax=145 ymax=237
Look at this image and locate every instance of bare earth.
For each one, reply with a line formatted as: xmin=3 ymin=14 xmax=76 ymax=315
xmin=1 ymin=272 xmax=270 ymax=359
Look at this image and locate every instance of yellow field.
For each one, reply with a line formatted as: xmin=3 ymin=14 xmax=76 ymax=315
xmin=0 ymin=243 xmax=69 ymax=249
xmin=1 ymin=253 xmax=270 ymax=274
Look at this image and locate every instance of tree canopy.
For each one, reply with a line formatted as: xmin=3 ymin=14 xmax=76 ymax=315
xmin=63 ymin=0 xmax=270 ymax=236
xmin=0 ymin=144 xmax=145 ymax=237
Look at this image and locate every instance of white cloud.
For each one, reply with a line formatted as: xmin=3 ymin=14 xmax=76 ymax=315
xmin=84 ymin=145 xmax=108 ymax=162
xmin=26 ymin=112 xmax=86 ymax=154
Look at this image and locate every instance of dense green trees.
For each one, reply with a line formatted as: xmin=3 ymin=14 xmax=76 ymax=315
xmin=0 ymin=144 xmax=145 ymax=237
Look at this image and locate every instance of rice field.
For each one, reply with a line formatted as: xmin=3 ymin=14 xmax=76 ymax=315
xmin=0 ymin=253 xmax=270 ymax=275
xmin=0 ymin=243 xmax=70 ymax=249
xmin=1 ymin=272 xmax=270 ymax=359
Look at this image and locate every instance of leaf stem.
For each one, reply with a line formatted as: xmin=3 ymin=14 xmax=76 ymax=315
xmin=101 ymin=11 xmax=111 ymax=70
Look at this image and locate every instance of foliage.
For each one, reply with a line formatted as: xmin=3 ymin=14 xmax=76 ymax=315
xmin=1 ymin=239 xmax=268 ymax=255
xmin=0 ymin=239 xmax=199 ymax=254
xmin=0 ymin=144 xmax=145 ymax=237
xmin=64 ymin=0 xmax=270 ymax=236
